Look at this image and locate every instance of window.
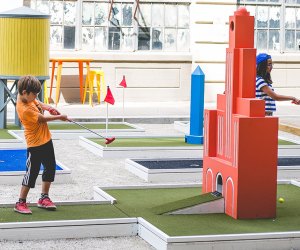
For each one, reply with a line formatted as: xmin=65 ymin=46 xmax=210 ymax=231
xmin=241 ymin=0 xmax=300 ymax=52
xmin=82 ymin=1 xmax=134 ymax=51
xmin=25 ymin=0 xmax=190 ymax=52
xmin=28 ymin=0 xmax=77 ymax=50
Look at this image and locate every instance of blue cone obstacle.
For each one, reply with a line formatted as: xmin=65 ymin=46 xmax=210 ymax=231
xmin=185 ymin=66 xmax=205 ymax=144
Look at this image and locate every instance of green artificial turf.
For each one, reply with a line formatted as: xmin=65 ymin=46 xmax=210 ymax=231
xmin=0 ymin=123 xmax=133 ymax=139
xmin=0 ymin=124 xmax=21 ymax=139
xmin=278 ymin=139 xmax=298 ymax=145
xmin=151 ymin=192 xmax=221 ymax=215
xmin=1 ymin=185 xmax=300 ymax=237
xmin=91 ymin=137 xmax=297 ymax=147
xmin=91 ymin=137 xmax=201 ymax=147
xmin=107 ymin=184 xmax=300 ymax=236
xmin=0 ymin=204 xmax=127 ymax=223
xmin=48 ymin=122 xmax=133 ymax=130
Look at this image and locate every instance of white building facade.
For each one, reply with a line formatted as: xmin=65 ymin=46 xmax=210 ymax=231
xmin=3 ymin=0 xmax=300 ymax=103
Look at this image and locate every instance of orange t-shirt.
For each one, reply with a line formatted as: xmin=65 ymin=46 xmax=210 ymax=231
xmin=16 ymin=98 xmax=51 ymax=148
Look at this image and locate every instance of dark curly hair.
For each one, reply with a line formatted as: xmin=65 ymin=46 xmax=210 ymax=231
xmin=256 ymin=60 xmax=272 ymax=84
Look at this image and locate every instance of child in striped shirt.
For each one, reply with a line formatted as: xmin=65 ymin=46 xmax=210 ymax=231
xmin=256 ymin=53 xmax=300 ymax=116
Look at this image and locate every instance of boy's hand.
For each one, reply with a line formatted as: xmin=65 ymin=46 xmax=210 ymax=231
xmin=59 ymin=115 xmax=69 ymax=121
xmin=48 ymin=107 xmax=61 ymax=115
xmin=292 ymin=98 xmax=300 ymax=105
xmin=59 ymin=115 xmax=68 ymax=121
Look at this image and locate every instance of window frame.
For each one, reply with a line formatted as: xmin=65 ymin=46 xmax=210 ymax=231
xmin=241 ymin=0 xmax=300 ymax=53
xmin=26 ymin=0 xmax=191 ymax=52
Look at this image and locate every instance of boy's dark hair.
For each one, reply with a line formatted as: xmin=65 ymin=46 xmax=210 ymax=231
xmin=256 ymin=60 xmax=272 ymax=84
xmin=18 ymin=75 xmax=41 ymax=95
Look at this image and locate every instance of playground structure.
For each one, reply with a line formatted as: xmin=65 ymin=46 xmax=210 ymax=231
xmin=202 ymin=7 xmax=278 ymax=219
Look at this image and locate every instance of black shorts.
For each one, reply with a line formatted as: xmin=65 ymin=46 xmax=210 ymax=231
xmin=22 ymin=140 xmax=56 ymax=188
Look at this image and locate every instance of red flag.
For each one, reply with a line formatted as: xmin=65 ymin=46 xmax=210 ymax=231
xmin=119 ymin=75 xmax=127 ymax=88
xmin=104 ymin=86 xmax=115 ymax=105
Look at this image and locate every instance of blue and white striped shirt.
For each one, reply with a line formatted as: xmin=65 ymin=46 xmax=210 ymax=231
xmin=256 ymin=76 xmax=276 ymax=112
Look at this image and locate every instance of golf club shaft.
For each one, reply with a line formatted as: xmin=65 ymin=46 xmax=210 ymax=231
xmin=68 ymin=119 xmax=106 ymax=139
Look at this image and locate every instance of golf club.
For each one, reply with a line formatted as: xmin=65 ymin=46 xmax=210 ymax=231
xmin=68 ymin=119 xmax=115 ymax=144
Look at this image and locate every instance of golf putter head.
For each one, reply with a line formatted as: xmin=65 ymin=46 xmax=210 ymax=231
xmin=105 ymin=137 xmax=115 ymax=145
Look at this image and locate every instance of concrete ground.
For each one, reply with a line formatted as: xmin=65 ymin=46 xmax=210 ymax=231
xmin=0 ymin=237 xmax=153 ymax=250
xmin=1 ymin=101 xmax=300 ymax=249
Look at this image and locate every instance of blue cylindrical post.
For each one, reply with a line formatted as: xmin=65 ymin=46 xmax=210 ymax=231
xmin=185 ymin=66 xmax=205 ymax=144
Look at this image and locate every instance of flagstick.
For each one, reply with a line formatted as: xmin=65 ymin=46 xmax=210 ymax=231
xmin=122 ymin=88 xmax=125 ymax=123
xmin=106 ymin=102 xmax=108 ymax=139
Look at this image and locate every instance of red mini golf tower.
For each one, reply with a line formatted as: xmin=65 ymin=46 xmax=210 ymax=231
xmin=202 ymin=7 xmax=278 ymax=219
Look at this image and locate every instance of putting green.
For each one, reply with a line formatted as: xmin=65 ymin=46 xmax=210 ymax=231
xmin=278 ymin=139 xmax=298 ymax=145
xmin=107 ymin=184 xmax=300 ymax=236
xmin=48 ymin=123 xmax=133 ymax=130
xmin=0 ymin=123 xmax=134 ymax=139
xmin=0 ymin=204 xmax=127 ymax=223
xmin=0 ymin=125 xmax=21 ymax=139
xmin=91 ymin=137 xmax=297 ymax=147
xmin=91 ymin=137 xmax=201 ymax=147
xmin=1 ymin=185 xmax=300 ymax=237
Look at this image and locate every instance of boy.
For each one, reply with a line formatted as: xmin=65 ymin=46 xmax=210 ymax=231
xmin=15 ymin=75 xmax=68 ymax=214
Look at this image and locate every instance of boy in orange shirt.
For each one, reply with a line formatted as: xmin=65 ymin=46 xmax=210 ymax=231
xmin=15 ymin=75 xmax=68 ymax=214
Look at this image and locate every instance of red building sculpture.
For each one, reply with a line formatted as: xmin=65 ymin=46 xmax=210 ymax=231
xmin=202 ymin=7 xmax=278 ymax=219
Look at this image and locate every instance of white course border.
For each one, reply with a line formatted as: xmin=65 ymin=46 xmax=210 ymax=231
xmin=9 ymin=122 xmax=145 ymax=140
xmin=174 ymin=121 xmax=300 ymax=142
xmin=0 ymin=128 xmax=26 ymax=143
xmin=0 ymin=130 xmax=23 ymax=143
xmin=1 ymin=181 xmax=300 ymax=249
xmin=125 ymin=158 xmax=202 ymax=182
xmin=0 ymin=148 xmax=72 ymax=184
xmin=0 ymin=160 xmax=72 ymax=185
xmin=96 ymin=180 xmax=300 ymax=250
xmin=173 ymin=121 xmax=189 ymax=134
xmin=79 ymin=135 xmax=300 ymax=159
xmin=277 ymin=135 xmax=300 ymax=156
xmin=277 ymin=144 xmax=300 ymax=156
xmin=125 ymin=157 xmax=300 ymax=183
xmin=0 ymin=130 xmax=25 ymax=147
xmin=0 ymin=199 xmax=110 ymax=208
xmin=0 ymin=218 xmax=138 ymax=241
xmin=0 ymin=141 xmax=25 ymax=148
xmin=79 ymin=136 xmax=203 ymax=159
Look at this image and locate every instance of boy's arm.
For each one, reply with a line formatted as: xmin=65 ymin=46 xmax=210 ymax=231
xmin=35 ymin=100 xmax=68 ymax=122
xmin=38 ymin=113 xmax=68 ymax=123
xmin=38 ymin=100 xmax=61 ymax=115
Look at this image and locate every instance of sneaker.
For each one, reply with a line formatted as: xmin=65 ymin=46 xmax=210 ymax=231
xmin=14 ymin=201 xmax=32 ymax=214
xmin=37 ymin=197 xmax=57 ymax=210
